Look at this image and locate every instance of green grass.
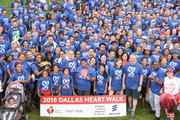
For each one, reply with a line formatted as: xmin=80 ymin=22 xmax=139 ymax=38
xmin=0 ymin=0 xmax=180 ymax=120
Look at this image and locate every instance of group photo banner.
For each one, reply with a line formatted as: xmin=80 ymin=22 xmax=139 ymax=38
xmin=40 ymin=95 xmax=127 ymax=117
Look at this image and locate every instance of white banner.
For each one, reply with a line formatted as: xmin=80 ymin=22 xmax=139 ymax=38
xmin=40 ymin=95 xmax=126 ymax=118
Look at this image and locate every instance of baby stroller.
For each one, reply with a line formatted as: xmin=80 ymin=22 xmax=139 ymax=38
xmin=0 ymin=82 xmax=28 ymax=120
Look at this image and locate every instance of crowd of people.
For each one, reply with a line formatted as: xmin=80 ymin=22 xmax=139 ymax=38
xmin=0 ymin=0 xmax=180 ymax=119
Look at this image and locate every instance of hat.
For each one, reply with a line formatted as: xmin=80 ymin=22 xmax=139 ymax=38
xmin=87 ymin=27 xmax=93 ymax=30
xmin=160 ymin=31 xmax=165 ymax=35
xmin=172 ymin=51 xmax=179 ymax=54
xmin=142 ymin=36 xmax=147 ymax=39
xmin=53 ymin=0 xmax=56 ymax=2
xmin=144 ymin=46 xmax=151 ymax=51
xmin=85 ymin=35 xmax=89 ymax=39
xmin=151 ymin=20 xmax=155 ymax=23
xmin=149 ymin=35 xmax=155 ymax=39
xmin=166 ymin=68 xmax=173 ymax=72
xmin=45 ymin=44 xmax=51 ymax=48
xmin=156 ymin=24 xmax=161 ymax=28
xmin=30 ymin=45 xmax=36 ymax=48
xmin=63 ymin=14 xmax=67 ymax=17
xmin=65 ymin=27 xmax=69 ymax=30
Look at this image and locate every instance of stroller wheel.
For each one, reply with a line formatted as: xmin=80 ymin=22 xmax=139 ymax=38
xmin=25 ymin=114 xmax=29 ymax=120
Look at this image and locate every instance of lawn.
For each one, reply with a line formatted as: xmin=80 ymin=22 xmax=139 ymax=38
xmin=0 ymin=0 xmax=179 ymax=120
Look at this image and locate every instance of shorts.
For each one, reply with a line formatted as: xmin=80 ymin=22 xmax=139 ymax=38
xmin=126 ymin=88 xmax=140 ymax=99
xmin=141 ymin=87 xmax=147 ymax=98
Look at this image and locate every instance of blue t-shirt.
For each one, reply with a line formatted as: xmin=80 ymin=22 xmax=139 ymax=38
xmin=60 ymin=75 xmax=74 ymax=96
xmin=124 ymin=62 xmax=143 ymax=90
xmin=169 ymin=59 xmax=180 ymax=74
xmin=95 ymin=70 xmax=109 ymax=94
xmin=8 ymin=70 xmax=29 ymax=83
xmin=142 ymin=66 xmax=150 ymax=87
xmin=60 ymin=59 xmax=77 ymax=79
xmin=50 ymin=72 xmax=62 ymax=93
xmin=110 ymin=67 xmax=124 ymax=91
xmin=0 ymin=40 xmax=11 ymax=57
xmin=37 ymin=77 xmax=54 ymax=92
xmin=76 ymin=66 xmax=95 ymax=91
xmin=149 ymin=68 xmax=165 ymax=95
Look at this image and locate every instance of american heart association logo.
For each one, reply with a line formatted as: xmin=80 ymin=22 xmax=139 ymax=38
xmin=47 ymin=106 xmax=54 ymax=114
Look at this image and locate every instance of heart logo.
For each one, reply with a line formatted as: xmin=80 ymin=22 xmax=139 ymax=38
xmin=80 ymin=69 xmax=88 ymax=76
xmin=128 ymin=67 xmax=135 ymax=76
xmin=47 ymin=106 xmax=54 ymax=114
xmin=165 ymin=82 xmax=175 ymax=93
xmin=53 ymin=76 xmax=59 ymax=85
xmin=97 ymin=75 xmax=103 ymax=81
xmin=42 ymin=81 xmax=49 ymax=90
xmin=143 ymin=70 xmax=147 ymax=76
xmin=18 ymin=76 xmax=25 ymax=80
xmin=69 ymin=62 xmax=76 ymax=70
xmin=169 ymin=62 xmax=177 ymax=69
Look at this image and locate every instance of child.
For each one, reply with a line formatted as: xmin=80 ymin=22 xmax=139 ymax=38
xmin=3 ymin=97 xmax=23 ymax=120
xmin=50 ymin=64 xmax=63 ymax=95
xmin=94 ymin=63 xmax=109 ymax=95
xmin=37 ymin=70 xmax=54 ymax=97
xmin=41 ymin=56 xmax=48 ymax=66
xmin=58 ymin=67 xmax=76 ymax=96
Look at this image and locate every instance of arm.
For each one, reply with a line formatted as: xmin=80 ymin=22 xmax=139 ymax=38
xmin=37 ymin=86 xmax=41 ymax=97
xmin=2 ymin=72 xmax=7 ymax=88
xmin=58 ymin=85 xmax=61 ymax=96
xmin=72 ymin=86 xmax=77 ymax=96
xmin=104 ymin=82 xmax=108 ymax=94
xmin=93 ymin=78 xmax=96 ymax=94
xmin=152 ymin=77 xmax=163 ymax=85
xmin=146 ymin=79 xmax=151 ymax=94
xmin=74 ymin=74 xmax=77 ymax=86
xmin=122 ymin=73 xmax=126 ymax=89
xmin=108 ymin=77 xmax=112 ymax=91
xmin=137 ymin=75 xmax=143 ymax=92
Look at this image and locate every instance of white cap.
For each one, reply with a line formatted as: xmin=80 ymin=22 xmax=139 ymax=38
xmin=142 ymin=36 xmax=147 ymax=39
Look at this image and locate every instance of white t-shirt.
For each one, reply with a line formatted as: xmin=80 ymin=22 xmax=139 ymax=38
xmin=164 ymin=76 xmax=180 ymax=94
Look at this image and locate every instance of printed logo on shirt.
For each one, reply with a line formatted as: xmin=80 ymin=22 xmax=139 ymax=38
xmin=165 ymin=82 xmax=175 ymax=93
xmin=115 ymin=70 xmax=122 ymax=79
xmin=143 ymin=70 xmax=147 ymax=78
xmin=128 ymin=67 xmax=135 ymax=77
xmin=42 ymin=81 xmax=49 ymax=90
xmin=62 ymin=78 xmax=70 ymax=89
xmin=147 ymin=58 xmax=151 ymax=65
xmin=169 ymin=62 xmax=177 ymax=70
xmin=79 ymin=69 xmax=88 ymax=79
xmin=97 ymin=75 xmax=103 ymax=85
xmin=69 ymin=62 xmax=76 ymax=71
xmin=0 ymin=44 xmax=5 ymax=53
xmin=53 ymin=76 xmax=59 ymax=86
xmin=18 ymin=76 xmax=25 ymax=80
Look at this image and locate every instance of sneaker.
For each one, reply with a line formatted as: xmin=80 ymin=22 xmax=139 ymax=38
xmin=127 ymin=106 xmax=132 ymax=112
xmin=130 ymin=111 xmax=135 ymax=119
xmin=141 ymin=103 xmax=145 ymax=108
xmin=155 ymin=117 xmax=160 ymax=120
xmin=165 ymin=117 xmax=170 ymax=120
xmin=148 ymin=110 xmax=155 ymax=114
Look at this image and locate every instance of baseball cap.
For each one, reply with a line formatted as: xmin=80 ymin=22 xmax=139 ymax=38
xmin=160 ymin=31 xmax=165 ymax=35
xmin=172 ymin=51 xmax=179 ymax=54
xmin=149 ymin=35 xmax=155 ymax=39
xmin=166 ymin=68 xmax=173 ymax=72
xmin=45 ymin=44 xmax=51 ymax=47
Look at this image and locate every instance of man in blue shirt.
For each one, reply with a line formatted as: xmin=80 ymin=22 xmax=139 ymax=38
xmin=123 ymin=54 xmax=143 ymax=119
xmin=147 ymin=61 xmax=165 ymax=120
